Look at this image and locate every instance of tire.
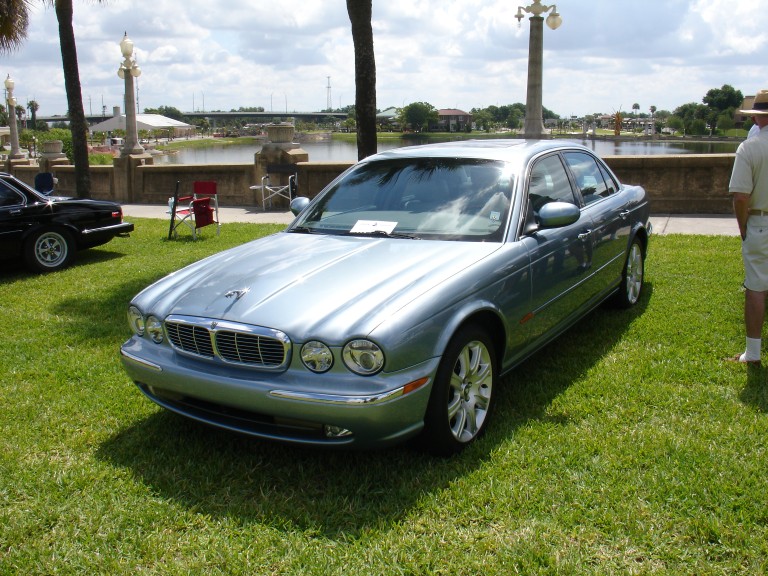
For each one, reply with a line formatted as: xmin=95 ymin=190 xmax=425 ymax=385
xmin=421 ymin=324 xmax=496 ymax=456
xmin=613 ymin=238 xmax=644 ymax=308
xmin=24 ymin=228 xmax=75 ymax=273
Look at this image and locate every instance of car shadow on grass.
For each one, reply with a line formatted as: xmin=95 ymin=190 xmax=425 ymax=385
xmin=96 ymin=284 xmax=651 ymax=540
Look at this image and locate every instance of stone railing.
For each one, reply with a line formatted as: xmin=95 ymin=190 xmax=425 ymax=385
xmin=9 ymin=153 xmax=737 ymax=214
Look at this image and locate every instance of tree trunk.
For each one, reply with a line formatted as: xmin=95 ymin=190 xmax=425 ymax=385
xmin=346 ymin=0 xmax=377 ymax=161
xmin=55 ymin=0 xmax=90 ymax=198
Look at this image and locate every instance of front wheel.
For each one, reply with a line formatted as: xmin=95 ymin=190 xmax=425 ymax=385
xmin=613 ymin=238 xmax=644 ymax=308
xmin=24 ymin=228 xmax=75 ymax=272
xmin=420 ymin=324 xmax=496 ymax=456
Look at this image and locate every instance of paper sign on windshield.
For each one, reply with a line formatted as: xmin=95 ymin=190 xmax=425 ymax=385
xmin=350 ymin=220 xmax=398 ymax=234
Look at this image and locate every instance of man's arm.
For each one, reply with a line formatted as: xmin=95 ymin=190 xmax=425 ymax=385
xmin=733 ymin=192 xmax=751 ymax=240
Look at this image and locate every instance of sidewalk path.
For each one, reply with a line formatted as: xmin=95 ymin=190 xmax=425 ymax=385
xmin=120 ymin=205 xmax=739 ymax=236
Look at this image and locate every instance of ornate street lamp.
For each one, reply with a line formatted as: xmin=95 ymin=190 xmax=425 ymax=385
xmin=117 ymin=32 xmax=144 ymax=156
xmin=515 ymin=1 xmax=562 ymax=139
xmin=4 ymin=74 xmax=24 ymax=159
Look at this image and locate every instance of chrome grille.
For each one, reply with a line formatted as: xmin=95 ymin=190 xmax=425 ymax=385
xmin=166 ymin=322 xmax=214 ymax=357
xmin=164 ymin=315 xmax=290 ymax=370
xmin=215 ymin=331 xmax=286 ymax=367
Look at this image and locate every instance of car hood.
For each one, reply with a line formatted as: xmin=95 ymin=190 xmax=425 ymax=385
xmin=136 ymin=232 xmax=502 ymax=342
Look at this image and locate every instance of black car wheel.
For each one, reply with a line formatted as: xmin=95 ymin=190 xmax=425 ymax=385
xmin=421 ymin=324 xmax=496 ymax=456
xmin=24 ymin=228 xmax=75 ymax=272
xmin=613 ymin=238 xmax=644 ymax=308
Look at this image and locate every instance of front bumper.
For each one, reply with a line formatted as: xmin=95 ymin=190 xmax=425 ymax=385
xmin=120 ymin=336 xmax=437 ymax=448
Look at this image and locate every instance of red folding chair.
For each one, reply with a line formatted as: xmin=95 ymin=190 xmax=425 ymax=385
xmin=168 ymin=180 xmax=220 ymax=240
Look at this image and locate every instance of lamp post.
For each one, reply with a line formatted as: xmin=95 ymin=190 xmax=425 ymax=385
xmin=117 ymin=32 xmax=144 ymax=156
xmin=515 ymin=1 xmax=562 ymax=139
xmin=4 ymin=74 xmax=24 ymax=159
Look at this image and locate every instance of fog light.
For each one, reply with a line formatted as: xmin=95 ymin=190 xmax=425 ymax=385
xmin=324 ymin=425 xmax=353 ymax=438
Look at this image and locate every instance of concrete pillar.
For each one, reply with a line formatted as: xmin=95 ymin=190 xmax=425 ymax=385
xmin=113 ymin=152 xmax=154 ymax=203
xmin=254 ymin=124 xmax=308 ymax=209
xmin=523 ymin=16 xmax=546 ymax=139
xmin=38 ymin=140 xmax=68 ymax=173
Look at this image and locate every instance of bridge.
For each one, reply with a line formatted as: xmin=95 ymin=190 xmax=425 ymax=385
xmin=37 ymin=110 xmax=349 ymax=125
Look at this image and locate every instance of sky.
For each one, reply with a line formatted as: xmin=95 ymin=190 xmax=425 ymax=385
xmin=1 ymin=0 xmax=767 ymax=120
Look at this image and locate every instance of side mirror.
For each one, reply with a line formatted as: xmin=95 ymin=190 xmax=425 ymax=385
xmin=290 ymin=196 xmax=310 ymax=216
xmin=537 ymin=201 xmax=580 ymax=229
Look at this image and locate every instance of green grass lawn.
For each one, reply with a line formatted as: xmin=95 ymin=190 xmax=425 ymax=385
xmin=1 ymin=222 xmax=767 ymax=574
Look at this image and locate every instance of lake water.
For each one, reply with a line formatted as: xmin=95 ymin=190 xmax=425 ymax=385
xmin=154 ymin=137 xmax=740 ymax=165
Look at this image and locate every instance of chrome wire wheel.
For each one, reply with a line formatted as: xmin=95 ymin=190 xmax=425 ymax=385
xmin=447 ymin=339 xmax=493 ymax=442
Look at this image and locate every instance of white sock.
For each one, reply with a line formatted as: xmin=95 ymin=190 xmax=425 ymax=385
xmin=744 ymin=337 xmax=762 ymax=361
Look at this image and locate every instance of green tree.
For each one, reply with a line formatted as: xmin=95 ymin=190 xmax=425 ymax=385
xmin=52 ymin=0 xmax=94 ymax=198
xmin=1 ymin=1 xmax=103 ymax=198
xmin=346 ymin=0 xmax=377 ymax=160
xmin=399 ymin=102 xmax=439 ymax=132
xmin=144 ymin=105 xmax=185 ymax=121
xmin=26 ymin=99 xmax=38 ymax=127
xmin=702 ymin=84 xmax=743 ymax=133
xmin=0 ymin=0 xmax=30 ymax=52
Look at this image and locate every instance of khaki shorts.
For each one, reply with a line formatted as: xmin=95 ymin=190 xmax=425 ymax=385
xmin=743 ymin=215 xmax=768 ymax=291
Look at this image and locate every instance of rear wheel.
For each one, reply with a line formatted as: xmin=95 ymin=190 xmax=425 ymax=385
xmin=613 ymin=238 xmax=644 ymax=308
xmin=24 ymin=228 xmax=75 ymax=272
xmin=421 ymin=324 xmax=496 ymax=456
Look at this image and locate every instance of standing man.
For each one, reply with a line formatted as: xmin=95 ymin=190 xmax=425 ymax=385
xmin=729 ymin=90 xmax=768 ymax=364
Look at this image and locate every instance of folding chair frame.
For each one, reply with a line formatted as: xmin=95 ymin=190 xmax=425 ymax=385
xmin=256 ymin=164 xmax=298 ymax=210
xmin=167 ymin=180 xmax=220 ymax=240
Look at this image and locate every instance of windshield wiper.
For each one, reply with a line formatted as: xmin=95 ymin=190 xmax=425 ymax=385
xmin=289 ymin=226 xmax=320 ymax=234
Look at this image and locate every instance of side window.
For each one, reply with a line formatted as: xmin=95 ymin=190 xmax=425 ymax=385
xmin=528 ymin=154 xmax=577 ymax=214
xmin=563 ymin=151 xmax=614 ymax=204
xmin=0 ymin=181 xmax=24 ymax=208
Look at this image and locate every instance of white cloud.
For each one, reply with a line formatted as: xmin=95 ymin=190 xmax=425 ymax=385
xmin=1 ymin=0 xmax=766 ymax=119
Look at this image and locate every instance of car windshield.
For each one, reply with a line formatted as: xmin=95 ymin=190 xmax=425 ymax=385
xmin=292 ymin=157 xmax=514 ymax=241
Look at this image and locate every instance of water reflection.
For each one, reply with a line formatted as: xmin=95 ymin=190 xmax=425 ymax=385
xmin=155 ymin=137 xmax=739 ymax=165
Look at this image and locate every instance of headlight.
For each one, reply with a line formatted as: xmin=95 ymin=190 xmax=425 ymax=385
xmin=127 ymin=306 xmax=145 ymax=336
xmin=342 ymin=339 xmax=384 ymax=375
xmin=301 ymin=340 xmax=333 ymax=373
xmin=146 ymin=315 xmax=164 ymax=344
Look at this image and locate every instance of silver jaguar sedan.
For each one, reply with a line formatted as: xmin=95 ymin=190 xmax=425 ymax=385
xmin=120 ymin=140 xmax=650 ymax=455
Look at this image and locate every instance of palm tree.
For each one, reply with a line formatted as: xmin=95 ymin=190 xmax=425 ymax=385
xmin=27 ymin=99 xmax=39 ymax=128
xmin=0 ymin=0 xmax=31 ymax=52
xmin=1 ymin=0 xmax=96 ymax=198
xmin=346 ymin=0 xmax=377 ymax=160
xmin=52 ymin=0 xmax=91 ymax=198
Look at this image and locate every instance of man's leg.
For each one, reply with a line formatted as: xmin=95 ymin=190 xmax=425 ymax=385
xmin=741 ymin=288 xmax=768 ymax=362
xmin=745 ymin=288 xmax=767 ymax=338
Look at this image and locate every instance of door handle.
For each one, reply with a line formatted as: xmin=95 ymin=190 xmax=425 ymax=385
xmin=620 ymin=210 xmax=631 ymax=219
xmin=578 ymin=230 xmax=592 ymax=241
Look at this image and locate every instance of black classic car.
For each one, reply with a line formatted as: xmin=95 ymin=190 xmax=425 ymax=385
xmin=0 ymin=172 xmax=134 ymax=272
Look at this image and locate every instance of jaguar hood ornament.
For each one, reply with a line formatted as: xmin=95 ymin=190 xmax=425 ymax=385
xmin=224 ymin=287 xmax=250 ymax=300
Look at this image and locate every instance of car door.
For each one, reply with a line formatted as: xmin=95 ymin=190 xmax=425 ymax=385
xmin=562 ymin=151 xmax=630 ymax=295
xmin=523 ymin=153 xmax=601 ymax=344
xmin=0 ymin=180 xmax=29 ymax=259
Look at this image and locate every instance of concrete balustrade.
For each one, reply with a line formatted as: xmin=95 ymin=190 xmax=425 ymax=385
xmin=9 ymin=153 xmax=737 ymax=214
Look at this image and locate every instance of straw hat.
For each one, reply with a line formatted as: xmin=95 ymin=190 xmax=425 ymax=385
xmin=740 ymin=90 xmax=768 ymax=115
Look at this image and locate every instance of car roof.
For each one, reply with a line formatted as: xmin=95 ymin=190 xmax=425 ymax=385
xmin=366 ymin=139 xmax=594 ymax=163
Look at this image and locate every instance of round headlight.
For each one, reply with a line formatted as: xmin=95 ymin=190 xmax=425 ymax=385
xmin=146 ymin=315 xmax=164 ymax=344
xmin=342 ymin=339 xmax=384 ymax=375
xmin=127 ymin=306 xmax=145 ymax=336
xmin=301 ymin=340 xmax=333 ymax=373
